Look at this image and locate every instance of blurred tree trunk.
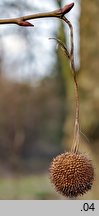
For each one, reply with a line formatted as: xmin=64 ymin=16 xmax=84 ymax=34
xmin=0 ymin=37 xmax=4 ymax=76
xmin=79 ymin=0 xmax=99 ymax=199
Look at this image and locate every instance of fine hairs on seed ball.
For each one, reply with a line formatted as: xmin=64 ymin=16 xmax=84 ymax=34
xmin=49 ymin=152 xmax=94 ymax=198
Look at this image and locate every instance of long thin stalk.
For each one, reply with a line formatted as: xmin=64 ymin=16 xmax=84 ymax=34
xmin=51 ymin=17 xmax=80 ymax=153
xmin=62 ymin=17 xmax=80 ymax=153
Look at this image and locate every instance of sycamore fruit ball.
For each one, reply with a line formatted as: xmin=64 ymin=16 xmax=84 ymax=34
xmin=49 ymin=152 xmax=94 ymax=198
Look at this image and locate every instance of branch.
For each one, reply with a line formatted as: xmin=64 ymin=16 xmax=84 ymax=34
xmin=0 ymin=3 xmax=74 ymax=26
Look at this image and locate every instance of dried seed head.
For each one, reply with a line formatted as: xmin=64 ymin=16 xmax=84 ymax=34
xmin=49 ymin=152 xmax=94 ymax=198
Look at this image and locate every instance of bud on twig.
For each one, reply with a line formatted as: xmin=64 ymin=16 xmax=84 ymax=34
xmin=60 ymin=3 xmax=74 ymax=16
xmin=18 ymin=21 xmax=34 ymax=27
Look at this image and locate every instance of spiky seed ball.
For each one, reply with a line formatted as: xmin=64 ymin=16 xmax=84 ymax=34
xmin=49 ymin=152 xmax=94 ymax=198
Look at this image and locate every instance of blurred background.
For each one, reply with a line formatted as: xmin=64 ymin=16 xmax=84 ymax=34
xmin=0 ymin=0 xmax=99 ymax=199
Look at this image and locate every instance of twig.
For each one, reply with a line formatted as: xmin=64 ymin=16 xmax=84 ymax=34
xmin=0 ymin=3 xmax=74 ymax=26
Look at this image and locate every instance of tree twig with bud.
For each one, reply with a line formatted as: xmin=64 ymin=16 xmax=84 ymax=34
xmin=0 ymin=3 xmax=74 ymax=26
